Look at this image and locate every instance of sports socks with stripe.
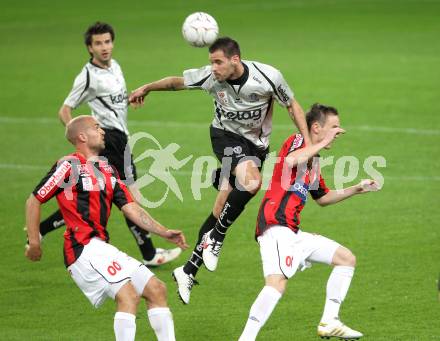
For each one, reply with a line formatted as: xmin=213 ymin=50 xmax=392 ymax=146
xmin=147 ymin=307 xmax=176 ymax=341
xmin=238 ymin=286 xmax=282 ymax=341
xmin=183 ymin=213 xmax=217 ymax=277
xmin=211 ymin=188 xmax=255 ymax=242
xmin=321 ymin=265 xmax=355 ymax=323
xmin=114 ymin=312 xmax=136 ymax=341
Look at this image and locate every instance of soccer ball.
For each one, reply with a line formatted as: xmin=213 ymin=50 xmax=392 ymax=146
xmin=182 ymin=12 xmax=219 ymax=48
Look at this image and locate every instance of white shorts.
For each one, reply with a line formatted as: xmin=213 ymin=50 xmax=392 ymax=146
xmin=258 ymin=225 xmax=341 ymax=279
xmin=67 ymin=238 xmax=154 ymax=308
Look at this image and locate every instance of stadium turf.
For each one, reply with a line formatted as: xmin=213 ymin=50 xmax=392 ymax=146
xmin=0 ymin=0 xmax=439 ymax=339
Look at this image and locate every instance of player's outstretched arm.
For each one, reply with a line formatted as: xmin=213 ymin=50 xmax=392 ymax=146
xmin=286 ymin=127 xmax=345 ymax=167
xmin=315 ymin=179 xmax=381 ymax=207
xmin=58 ymin=105 xmax=73 ymax=126
xmin=129 ymin=77 xmax=185 ymax=108
xmin=287 ymin=100 xmax=312 ymax=146
xmin=25 ymin=195 xmax=43 ymax=261
xmin=121 ymin=202 xmax=189 ymax=249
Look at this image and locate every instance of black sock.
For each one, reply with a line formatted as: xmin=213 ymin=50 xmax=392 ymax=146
xmin=40 ymin=210 xmax=65 ymax=236
xmin=183 ymin=213 xmax=217 ymax=277
xmin=211 ymin=189 xmax=255 ymax=242
xmin=125 ymin=217 xmax=156 ymax=261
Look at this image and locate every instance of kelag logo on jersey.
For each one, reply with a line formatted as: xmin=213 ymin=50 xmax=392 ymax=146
xmin=290 ymin=181 xmax=309 ymax=203
xmin=216 ymin=106 xmax=262 ymax=121
xmin=110 ymin=91 xmax=128 ymax=105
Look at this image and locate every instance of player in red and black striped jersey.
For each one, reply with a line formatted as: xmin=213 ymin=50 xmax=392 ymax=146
xmin=239 ymin=104 xmax=380 ymax=341
xmin=25 ymin=116 xmax=188 ymax=341
xmin=256 ymin=132 xmax=330 ymax=238
xmin=32 ymin=151 xmax=134 ymax=267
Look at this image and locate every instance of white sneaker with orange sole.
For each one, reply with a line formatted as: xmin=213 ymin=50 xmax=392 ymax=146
xmin=143 ymin=247 xmax=182 ymax=267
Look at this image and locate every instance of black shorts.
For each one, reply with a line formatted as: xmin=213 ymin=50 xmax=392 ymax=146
xmin=210 ymin=126 xmax=268 ymax=189
xmin=100 ymin=128 xmax=137 ymax=183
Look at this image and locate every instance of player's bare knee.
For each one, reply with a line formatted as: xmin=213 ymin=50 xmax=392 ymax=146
xmin=235 ymin=161 xmax=262 ymax=193
xmin=130 ymin=290 xmax=141 ymax=306
xmin=155 ymin=280 xmax=167 ymax=299
xmin=246 ymin=176 xmax=262 ymax=194
xmin=143 ymin=277 xmax=168 ymax=306
xmin=116 ymin=282 xmax=140 ymax=312
xmin=347 ymin=251 xmax=356 ymax=267
xmin=341 ymin=248 xmax=356 ymax=267
xmin=239 ymin=172 xmax=262 ymax=194
xmin=265 ymin=275 xmax=287 ymax=295
xmin=332 ymin=247 xmax=356 ymax=267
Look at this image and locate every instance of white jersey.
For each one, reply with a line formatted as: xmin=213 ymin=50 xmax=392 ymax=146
xmin=183 ymin=60 xmax=294 ymax=149
xmin=64 ymin=59 xmax=129 ymax=135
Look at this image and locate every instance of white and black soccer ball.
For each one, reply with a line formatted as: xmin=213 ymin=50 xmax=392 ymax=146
xmin=182 ymin=12 xmax=219 ymax=48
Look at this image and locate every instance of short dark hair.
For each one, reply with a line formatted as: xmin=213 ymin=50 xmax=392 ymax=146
xmin=209 ymin=37 xmax=241 ymax=58
xmin=84 ymin=22 xmax=115 ymax=46
xmin=306 ymin=103 xmax=339 ymax=130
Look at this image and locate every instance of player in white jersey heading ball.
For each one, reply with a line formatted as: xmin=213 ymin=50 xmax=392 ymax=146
xmin=34 ymin=22 xmax=181 ymax=267
xmin=129 ymin=37 xmax=311 ymax=304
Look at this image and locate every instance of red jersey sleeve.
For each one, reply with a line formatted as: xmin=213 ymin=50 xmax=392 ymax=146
xmin=309 ymin=174 xmax=330 ymax=200
xmin=32 ymin=160 xmax=72 ymax=203
xmin=112 ymin=177 xmax=134 ymax=209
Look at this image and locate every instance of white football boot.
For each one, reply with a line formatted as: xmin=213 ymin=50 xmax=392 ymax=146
xmin=318 ymin=319 xmax=363 ymax=339
xmin=143 ymin=247 xmax=182 ymax=267
xmin=172 ymin=266 xmax=198 ymax=304
xmin=201 ymin=230 xmax=223 ymax=272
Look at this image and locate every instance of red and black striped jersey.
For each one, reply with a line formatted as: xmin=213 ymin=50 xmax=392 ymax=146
xmin=256 ymin=134 xmax=329 ymax=237
xmin=33 ymin=152 xmax=133 ymax=267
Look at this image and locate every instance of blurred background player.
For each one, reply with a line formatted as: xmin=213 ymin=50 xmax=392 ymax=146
xmin=25 ymin=115 xmax=188 ymax=341
xmin=36 ymin=22 xmax=181 ymax=266
xmin=238 ymin=104 xmax=380 ymax=340
xmin=129 ymin=37 xmax=311 ymax=303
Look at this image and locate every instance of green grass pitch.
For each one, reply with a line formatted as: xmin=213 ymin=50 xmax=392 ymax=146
xmin=0 ymin=0 xmax=439 ymax=340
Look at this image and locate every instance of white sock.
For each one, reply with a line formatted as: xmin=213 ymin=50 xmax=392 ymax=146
xmin=321 ymin=266 xmax=355 ymax=323
xmin=147 ymin=307 xmax=176 ymax=341
xmin=238 ymin=286 xmax=282 ymax=341
xmin=114 ymin=312 xmax=136 ymax=341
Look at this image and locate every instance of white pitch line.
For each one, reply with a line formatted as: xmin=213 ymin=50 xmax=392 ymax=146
xmin=0 ymin=117 xmax=58 ymax=125
xmin=345 ymin=125 xmax=440 ymax=136
xmin=1 ymin=163 xmax=439 ymax=181
xmin=0 ymin=116 xmax=439 ymax=136
xmin=0 ymin=163 xmax=47 ymax=170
